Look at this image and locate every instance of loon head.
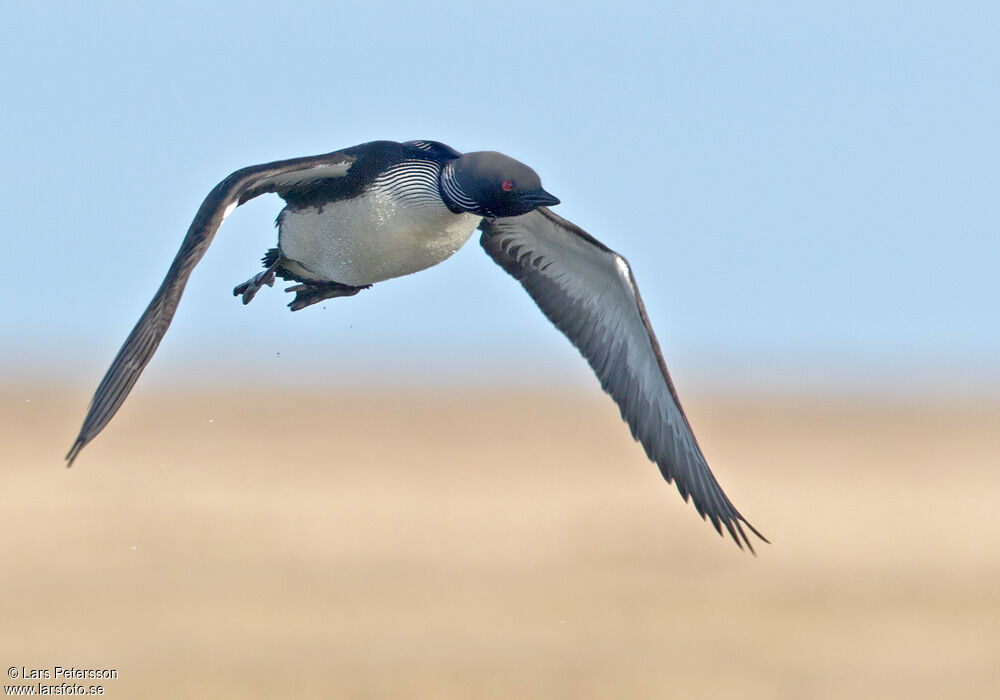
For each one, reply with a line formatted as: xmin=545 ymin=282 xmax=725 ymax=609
xmin=442 ymin=151 xmax=560 ymax=217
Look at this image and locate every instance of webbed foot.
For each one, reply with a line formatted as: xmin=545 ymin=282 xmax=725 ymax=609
xmin=233 ymin=260 xmax=280 ymax=305
xmin=285 ymin=281 xmax=370 ymax=311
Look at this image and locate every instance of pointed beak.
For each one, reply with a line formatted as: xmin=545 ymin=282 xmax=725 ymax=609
xmin=525 ymin=188 xmax=560 ymax=208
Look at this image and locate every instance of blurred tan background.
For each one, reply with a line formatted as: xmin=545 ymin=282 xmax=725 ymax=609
xmin=3 ymin=385 xmax=998 ymax=699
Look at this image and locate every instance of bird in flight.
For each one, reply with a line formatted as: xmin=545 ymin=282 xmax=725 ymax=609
xmin=66 ymin=139 xmax=766 ymax=551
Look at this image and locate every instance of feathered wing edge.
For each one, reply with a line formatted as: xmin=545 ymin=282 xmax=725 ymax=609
xmin=479 ymin=208 xmax=767 ymax=551
xmin=66 ymin=150 xmax=357 ymax=466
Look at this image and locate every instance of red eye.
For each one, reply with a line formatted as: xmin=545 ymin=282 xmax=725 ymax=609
xmin=501 ymin=179 xmax=514 ymax=192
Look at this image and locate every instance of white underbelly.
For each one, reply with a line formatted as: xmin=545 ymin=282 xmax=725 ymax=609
xmin=278 ymin=192 xmax=481 ymax=286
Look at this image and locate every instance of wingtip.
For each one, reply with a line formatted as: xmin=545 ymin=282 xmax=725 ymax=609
xmin=65 ymin=438 xmax=85 ymax=468
xmin=703 ymin=507 xmax=769 ymax=554
xmin=746 ymin=522 xmax=770 ymax=546
xmin=730 ymin=516 xmax=769 ymax=555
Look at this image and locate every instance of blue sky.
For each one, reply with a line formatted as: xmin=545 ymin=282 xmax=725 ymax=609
xmin=2 ymin=2 xmax=998 ymax=395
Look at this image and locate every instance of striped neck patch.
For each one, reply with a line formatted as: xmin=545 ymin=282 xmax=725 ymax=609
xmin=440 ymin=161 xmax=479 ymax=213
xmin=369 ymin=159 xmax=443 ymax=207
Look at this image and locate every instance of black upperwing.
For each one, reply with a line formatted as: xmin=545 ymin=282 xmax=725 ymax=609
xmin=480 ymin=207 xmax=766 ymax=551
xmin=66 ymin=148 xmax=358 ymax=466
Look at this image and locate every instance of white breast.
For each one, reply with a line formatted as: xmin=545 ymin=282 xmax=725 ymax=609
xmin=277 ymin=164 xmax=481 ymax=287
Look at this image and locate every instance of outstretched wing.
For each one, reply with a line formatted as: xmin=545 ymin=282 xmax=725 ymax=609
xmin=66 ymin=149 xmax=357 ymax=466
xmin=479 ymin=208 xmax=766 ymax=551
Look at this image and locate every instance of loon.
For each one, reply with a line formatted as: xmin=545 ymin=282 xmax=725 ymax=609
xmin=66 ymin=139 xmax=766 ymax=551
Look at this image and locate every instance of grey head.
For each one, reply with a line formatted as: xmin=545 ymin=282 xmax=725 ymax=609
xmin=441 ymin=151 xmax=560 ymax=217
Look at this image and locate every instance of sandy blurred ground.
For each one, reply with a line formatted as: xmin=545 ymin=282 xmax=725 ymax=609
xmin=2 ymin=385 xmax=999 ymax=699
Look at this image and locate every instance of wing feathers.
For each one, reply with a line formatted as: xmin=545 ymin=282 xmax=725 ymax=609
xmin=67 ymin=150 xmax=356 ymax=465
xmin=479 ymin=208 xmax=766 ymax=551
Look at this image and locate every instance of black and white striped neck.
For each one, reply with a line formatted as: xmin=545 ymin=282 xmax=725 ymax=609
xmin=439 ymin=160 xmax=480 ymax=214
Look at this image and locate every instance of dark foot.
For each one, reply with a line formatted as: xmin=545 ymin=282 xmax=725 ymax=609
xmin=233 ymin=260 xmax=280 ymax=305
xmin=285 ymin=281 xmax=370 ymax=311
